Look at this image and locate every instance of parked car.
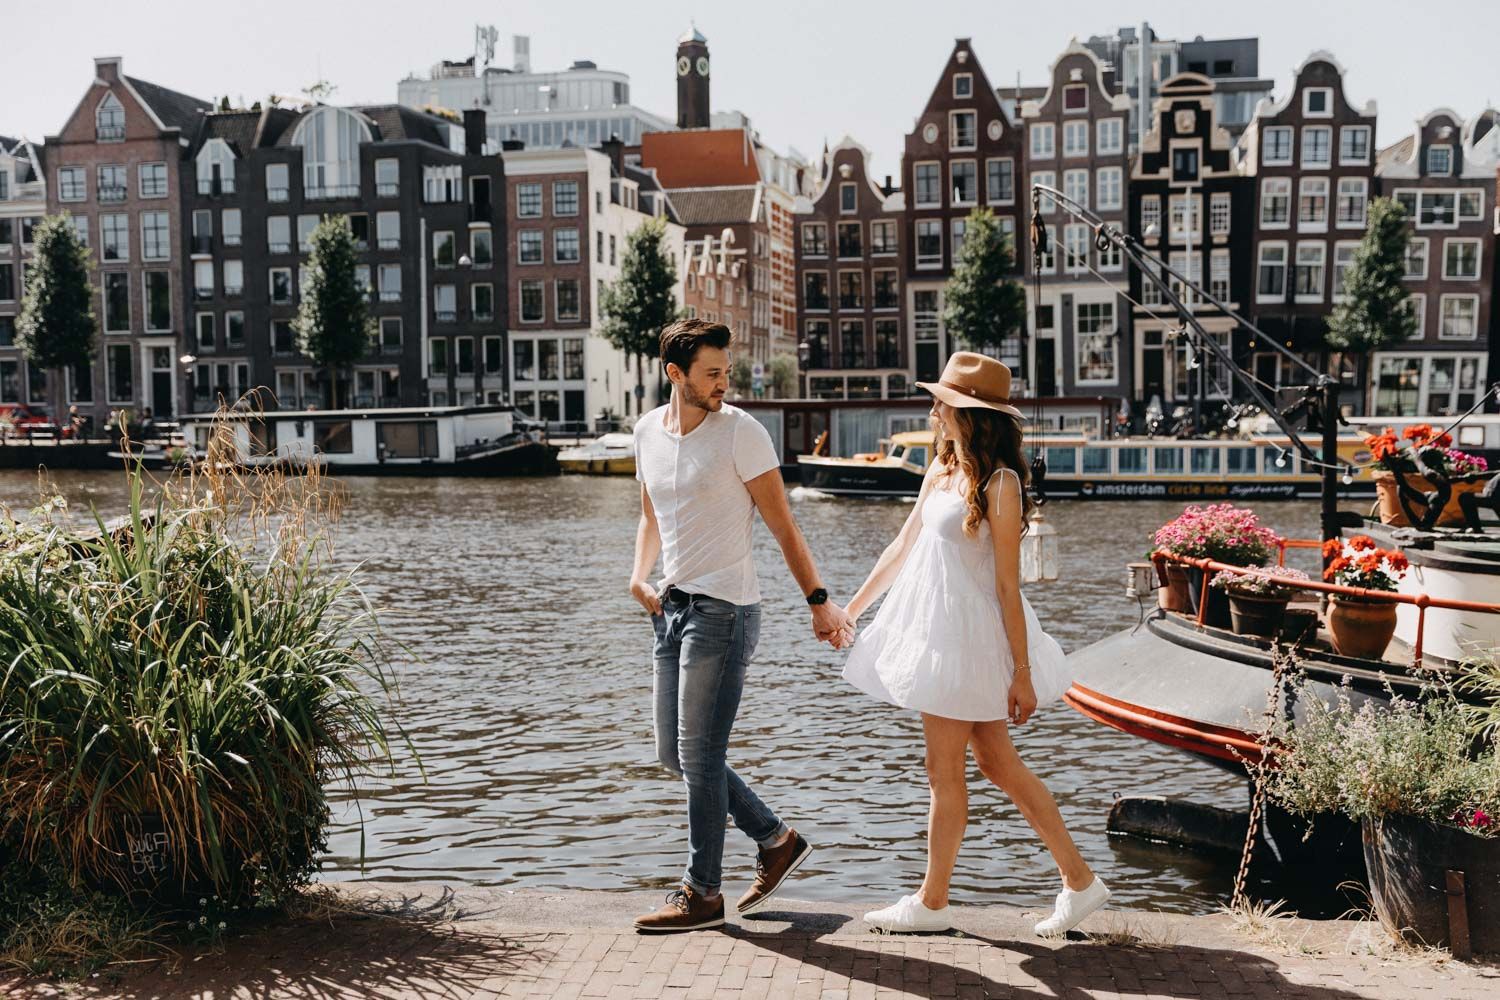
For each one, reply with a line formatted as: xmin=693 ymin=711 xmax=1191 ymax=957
xmin=0 ymin=403 xmax=58 ymax=437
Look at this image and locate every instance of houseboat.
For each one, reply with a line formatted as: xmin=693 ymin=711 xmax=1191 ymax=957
xmin=797 ymin=431 xmax=1378 ymax=500
xmin=180 ymin=405 xmax=557 ymax=477
xmin=557 ymin=432 xmax=636 ymax=476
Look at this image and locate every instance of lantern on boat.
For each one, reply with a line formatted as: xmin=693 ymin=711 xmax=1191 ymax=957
xmin=1021 ymin=509 xmax=1058 ymax=583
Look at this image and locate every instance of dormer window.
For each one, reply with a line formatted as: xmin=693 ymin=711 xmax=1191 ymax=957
xmin=1171 ymin=147 xmax=1199 ymax=183
xmin=96 ymin=94 xmax=125 ymax=141
xmin=1302 ymin=88 xmax=1333 ymax=117
xmin=953 ymin=74 xmax=973 ymax=99
xmin=1426 ymin=144 xmax=1453 ymax=176
xmin=1063 ymin=85 xmax=1088 ymax=113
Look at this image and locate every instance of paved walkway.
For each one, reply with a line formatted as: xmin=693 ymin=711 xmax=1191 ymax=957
xmin=8 ymin=885 xmax=1499 ymax=999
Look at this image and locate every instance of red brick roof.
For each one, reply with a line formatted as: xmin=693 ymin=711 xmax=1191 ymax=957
xmin=640 ymin=129 xmax=761 ymax=188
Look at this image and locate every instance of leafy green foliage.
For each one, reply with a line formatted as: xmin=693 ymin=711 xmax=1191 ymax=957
xmin=293 ymin=215 xmax=374 ymax=407
xmin=941 ymin=208 xmax=1026 ymax=351
xmin=16 ymin=215 xmax=97 ymax=375
xmin=599 ymin=216 xmax=680 ymax=365
xmin=1326 ymin=198 xmax=1417 ymax=355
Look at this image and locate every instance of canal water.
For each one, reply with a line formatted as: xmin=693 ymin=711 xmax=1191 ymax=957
xmin=1 ymin=471 xmax=1326 ymax=915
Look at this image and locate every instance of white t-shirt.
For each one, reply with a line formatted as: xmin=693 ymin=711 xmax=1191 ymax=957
xmin=635 ymin=403 xmax=781 ymax=606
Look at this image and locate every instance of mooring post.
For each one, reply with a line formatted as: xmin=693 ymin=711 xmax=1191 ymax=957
xmin=1446 ymin=869 xmax=1471 ymax=960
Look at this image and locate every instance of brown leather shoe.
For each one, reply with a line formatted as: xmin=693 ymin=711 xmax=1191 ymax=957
xmin=736 ymin=830 xmax=812 ymax=914
xmin=633 ymin=885 xmax=725 ymax=933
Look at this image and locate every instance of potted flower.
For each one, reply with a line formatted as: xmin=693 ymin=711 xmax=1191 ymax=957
xmin=1154 ymin=505 xmax=1279 ymax=628
xmin=1212 ymin=566 xmax=1310 ymax=638
xmin=1322 ymin=535 xmax=1409 ymax=659
xmin=1264 ymin=682 xmax=1500 ymax=955
xmin=1366 ymin=425 xmax=1491 ymax=526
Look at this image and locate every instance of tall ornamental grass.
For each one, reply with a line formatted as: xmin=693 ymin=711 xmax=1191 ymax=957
xmin=0 ymin=412 xmax=402 ymax=909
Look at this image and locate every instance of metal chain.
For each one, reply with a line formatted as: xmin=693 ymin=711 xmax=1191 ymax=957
xmin=1231 ymin=644 xmax=1296 ymax=910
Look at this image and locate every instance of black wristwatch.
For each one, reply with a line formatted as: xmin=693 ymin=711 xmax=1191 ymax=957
xmin=805 ymin=587 xmax=829 ymax=606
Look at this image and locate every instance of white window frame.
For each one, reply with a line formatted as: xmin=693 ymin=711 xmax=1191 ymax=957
xmin=1074 ymin=301 xmax=1117 ymax=385
xmin=1062 ymin=84 xmax=1090 ymax=115
xmin=1031 ymin=171 xmax=1056 ymax=214
xmin=1406 ymin=293 xmax=1427 ymax=339
xmin=1140 ymin=194 xmax=1161 ymax=239
xmin=553 ymin=228 xmax=581 ymax=264
xmin=985 ymin=157 xmax=1015 ymax=205
xmin=1168 ymin=193 xmax=1200 ymax=243
xmin=1262 ymin=127 xmax=1293 ymax=166
xmin=1339 ymin=125 xmax=1372 ymax=165
xmin=1331 ymin=241 xmax=1359 ymax=302
xmin=1426 ymin=144 xmax=1453 ymax=177
xmin=1294 ymin=241 xmax=1327 ymax=303
xmin=1209 ymin=191 xmax=1231 ymax=236
xmin=952 ymin=73 xmax=973 ymax=99
xmin=1062 ymin=224 xmax=1088 ymax=273
xmin=1097 ymin=238 xmax=1122 ymax=272
xmin=913 ymin=160 xmax=942 ymax=207
xmin=950 ymin=160 xmax=978 ymax=207
xmin=1062 ymin=120 xmax=1089 ymax=158
xmin=914 ymin=219 xmax=943 ymax=269
xmin=1458 ymin=189 xmax=1485 ymax=221
xmin=1335 ymin=177 xmax=1368 ymax=229
xmin=1301 ymin=87 xmax=1334 ymax=118
xmin=1096 ymin=118 xmax=1123 ymax=155
xmin=1095 ymin=166 xmax=1122 ymax=211
xmin=1210 ymin=248 xmax=1231 ymax=302
xmin=948 ymin=110 xmax=977 ymax=151
xmin=516 ymin=182 xmax=543 ymax=218
xmin=1063 ymin=169 xmax=1089 ymax=211
xmin=100 ymin=213 xmax=130 ymax=261
xmin=57 ymin=166 xmax=86 ymax=202
xmin=139 ymin=211 xmax=171 ymax=261
xmin=1256 ymin=241 xmax=1288 ymax=303
xmin=1260 ymin=177 xmax=1291 ymax=229
xmin=1404 ymin=237 xmax=1429 ymax=280
xmin=1300 ymin=125 xmax=1332 ymax=169
xmin=1442 ymin=238 xmax=1482 ymax=281
xmin=1438 ymin=294 xmax=1479 ymax=340
xmin=137 ymin=161 xmax=168 ymax=199
xmin=1297 ymin=177 xmax=1329 ymax=232
xmin=1030 ymin=122 xmax=1055 ymax=159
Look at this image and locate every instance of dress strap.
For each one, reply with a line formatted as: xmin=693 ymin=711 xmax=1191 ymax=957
xmin=986 ymin=467 xmax=1021 ymax=489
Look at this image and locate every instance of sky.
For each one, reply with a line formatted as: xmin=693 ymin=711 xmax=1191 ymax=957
xmin=5 ymin=0 xmax=1499 ymax=178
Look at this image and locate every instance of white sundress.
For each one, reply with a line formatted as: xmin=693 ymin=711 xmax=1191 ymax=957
xmin=842 ymin=468 xmax=1073 ymax=722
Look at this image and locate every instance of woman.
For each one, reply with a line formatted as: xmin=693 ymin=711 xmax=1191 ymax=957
xmin=840 ymin=352 xmax=1109 ymax=935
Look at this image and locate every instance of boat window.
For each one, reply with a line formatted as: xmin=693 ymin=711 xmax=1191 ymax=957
xmin=247 ymin=418 xmax=277 ymax=457
xmin=1117 ymin=447 xmax=1148 ymax=474
xmin=1045 ymin=446 xmax=1077 ymax=474
xmin=378 ymin=420 xmax=439 ymax=459
xmin=905 ymin=446 xmax=928 ymax=469
xmin=1226 ymin=447 xmax=1257 ymax=475
xmin=1081 ymin=446 xmax=1111 ymax=474
xmin=1261 ymin=445 xmax=1293 ymax=474
xmin=314 ymin=420 xmax=353 ymax=455
xmin=888 ymin=445 xmax=905 ymax=461
xmin=1190 ymin=448 xmax=1220 ymax=475
xmin=1153 ymin=447 xmax=1185 ymax=474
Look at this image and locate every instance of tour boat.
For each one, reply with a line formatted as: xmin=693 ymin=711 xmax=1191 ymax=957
xmin=556 ymin=432 xmax=637 ymax=476
xmin=796 ymin=430 xmax=1377 ymax=500
xmin=180 ymin=404 xmax=558 ymax=477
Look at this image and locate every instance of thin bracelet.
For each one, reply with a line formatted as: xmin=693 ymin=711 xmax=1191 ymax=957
xmin=1014 ymin=663 xmax=1031 ymax=673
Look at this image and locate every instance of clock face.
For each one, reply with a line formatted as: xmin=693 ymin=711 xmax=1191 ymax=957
xmin=696 ymin=56 xmax=710 ymax=77
xmin=677 ymin=56 xmax=690 ymax=77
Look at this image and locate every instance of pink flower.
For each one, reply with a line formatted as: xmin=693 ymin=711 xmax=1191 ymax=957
xmin=1473 ymin=808 xmax=1492 ymax=829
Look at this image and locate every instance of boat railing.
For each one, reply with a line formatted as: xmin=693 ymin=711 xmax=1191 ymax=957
xmin=1152 ymin=543 xmax=1500 ymax=667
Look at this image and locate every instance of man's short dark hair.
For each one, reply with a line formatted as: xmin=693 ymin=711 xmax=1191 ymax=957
xmin=659 ymin=319 xmax=732 ymax=374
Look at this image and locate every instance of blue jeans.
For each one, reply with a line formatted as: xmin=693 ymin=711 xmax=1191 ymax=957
xmin=652 ymin=592 xmax=788 ymax=895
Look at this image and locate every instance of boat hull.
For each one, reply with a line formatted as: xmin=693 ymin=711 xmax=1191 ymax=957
xmin=269 ymin=440 xmax=559 ymax=478
xmin=796 ymin=459 xmax=923 ymax=497
xmin=558 ymin=456 xmax=636 ymax=476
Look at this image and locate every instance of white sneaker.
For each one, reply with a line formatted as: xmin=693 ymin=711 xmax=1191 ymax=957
xmin=863 ymin=894 xmax=953 ymax=933
xmin=1034 ymin=877 xmax=1110 ymax=937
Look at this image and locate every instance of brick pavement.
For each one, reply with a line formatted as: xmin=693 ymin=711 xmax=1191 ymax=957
xmin=5 ymin=885 xmax=1499 ymax=998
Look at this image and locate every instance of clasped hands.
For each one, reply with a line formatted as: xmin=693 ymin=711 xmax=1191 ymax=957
xmin=811 ymin=601 xmax=857 ymax=651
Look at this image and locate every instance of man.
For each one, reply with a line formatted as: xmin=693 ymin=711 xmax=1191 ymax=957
xmin=630 ymin=319 xmax=852 ymax=933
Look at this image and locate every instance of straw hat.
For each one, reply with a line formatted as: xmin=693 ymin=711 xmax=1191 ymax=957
xmin=915 ymin=352 xmax=1025 ymax=420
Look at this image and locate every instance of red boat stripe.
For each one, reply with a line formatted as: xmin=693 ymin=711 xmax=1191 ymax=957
xmin=1064 ymin=683 xmax=1268 ymax=764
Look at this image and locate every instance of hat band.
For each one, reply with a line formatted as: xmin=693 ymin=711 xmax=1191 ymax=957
xmin=940 ymin=378 xmax=1015 ymax=408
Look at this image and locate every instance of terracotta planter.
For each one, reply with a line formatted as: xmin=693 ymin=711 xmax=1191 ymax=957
xmin=1327 ymin=594 xmax=1398 ymax=659
xmin=1184 ymin=566 xmax=1232 ymax=629
xmin=1374 ymin=470 xmax=1489 ymax=527
xmin=1362 ymin=814 xmax=1500 ymax=955
xmin=1227 ymin=592 xmax=1290 ymax=638
xmin=1158 ymin=563 xmax=1192 ymax=612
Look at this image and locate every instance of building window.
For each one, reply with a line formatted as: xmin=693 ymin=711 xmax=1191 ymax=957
xmin=428 ymin=339 xmax=447 ymax=376
xmin=1294 ymin=242 xmax=1326 ymax=301
xmin=517 ymin=229 xmax=543 ymax=264
xmin=422 ymin=165 xmax=462 ymax=203
xmin=269 ymin=267 xmax=292 ymax=305
xmin=951 ymin=161 xmax=978 ymax=205
xmin=953 ymin=73 xmax=973 ymax=98
xmin=193 ymin=260 xmax=214 ymax=300
xmin=1262 ymin=126 xmax=1293 ymax=165
xmin=1417 ymin=190 xmax=1457 ymax=227
xmin=801 ymin=223 xmax=828 ymax=256
xmin=1426 ymin=144 xmax=1453 ymax=176
xmin=1336 ymin=178 xmax=1367 ymax=228
xmin=298 ymin=214 xmax=318 ymax=253
xmin=1443 ymin=239 xmax=1481 ymax=280
xmin=1439 ymin=295 xmax=1478 ymax=339
xmin=875 ymin=318 xmax=900 ymax=367
xmin=144 ymin=271 xmax=171 ymax=330
xmin=433 ymin=284 xmax=457 ymax=323
xmin=870 ymin=220 xmax=896 ymax=254
xmin=837 ymin=222 xmax=862 ymax=258
xmin=1063 ymin=224 xmax=1087 ymax=273
xmin=873 ymin=269 xmax=899 ymax=309
xmin=472 ymin=228 xmax=494 ymax=267
xmin=1097 ymin=118 xmax=1123 ymax=155
xmin=1340 ymin=126 xmax=1371 ymax=164
xmin=1030 ymin=123 xmax=1055 ymax=159
xmin=913 ymin=162 xmax=941 ymax=207
xmin=1257 ymin=242 xmax=1287 ymax=300
xmin=226 ymin=310 xmax=245 ymax=347
xmin=378 ymin=263 xmax=401 ymax=301
xmin=1209 ymin=192 xmax=1231 ymax=235
xmin=837 ymin=271 xmax=863 ymax=310
xmin=1302 ymin=87 xmax=1332 ymax=117
xmin=103 ymin=272 xmax=130 ymax=331
xmin=1075 ymin=302 xmax=1116 ymax=382
xmin=1301 ymin=126 xmax=1331 ymax=168
xmin=1297 ymin=177 xmax=1329 ymax=230
xmin=1332 ymin=242 xmax=1358 ymax=300
xmin=98 ymin=164 xmax=127 ymax=202
xmin=803 ymin=271 xmax=829 ymax=310
xmin=517 ymin=182 xmax=543 ymax=217
xmin=139 ymin=162 xmax=168 ymax=198
xmin=57 ymin=166 xmax=85 ymax=201
xmin=1032 ymin=170 xmax=1055 ymax=213
xmin=372 ymin=211 xmax=398 ymax=250
xmin=101 ymin=214 xmax=129 ymax=261
xmin=1168 ymin=194 xmax=1199 ymax=242
xmin=106 ymin=344 xmax=133 ymax=402
xmin=915 ymin=220 xmax=942 ymax=267
xmin=556 ymin=279 xmax=581 ymax=321
xmin=1095 ymin=166 xmax=1122 ymax=211
xmin=375 ymin=158 xmax=399 ymax=196
xmin=518 ymin=281 xmax=544 ymax=322
xmin=95 ymin=93 xmax=125 ymax=140
xmin=986 ymin=158 xmax=1014 ymax=204
xmin=554 ymin=228 xmax=580 ymax=263
xmin=949 ymin=111 xmax=977 ymax=150
xmin=267 ymin=216 xmax=292 ymax=254
xmin=196 ymin=311 xmax=215 ymax=350
xmin=471 ymin=283 xmax=495 ymax=321
xmin=1210 ymin=249 xmax=1230 ymax=301
xmin=553 ymin=181 xmax=579 ymax=215
xmin=1097 ymin=238 xmax=1121 ymax=271
xmin=265 ymin=163 xmax=290 ymax=202
xmin=840 ymin=182 xmax=857 ymax=213
xmin=140 ymin=212 xmax=170 ymax=260
xmin=840 ymin=320 xmax=866 ymax=368
xmin=950 ymin=216 xmax=967 ymax=258
xmin=433 ymin=230 xmax=456 ymax=268
xmin=1171 ymin=147 xmax=1199 ymax=183
xmin=454 ymin=337 xmax=474 ymax=375
xmin=1140 ymin=195 xmax=1161 ymax=238
xmin=1063 ymin=169 xmax=1089 ymax=210
xmin=1458 ymin=190 xmax=1485 ymax=221
xmin=1168 ymin=251 xmax=1202 ymax=306
xmin=1062 ymin=120 xmax=1088 ymax=157
xmin=1063 ymin=85 xmax=1089 ymax=113
xmin=379 ymin=317 xmax=402 ymax=354
xmin=1404 ymin=237 xmax=1428 ymax=280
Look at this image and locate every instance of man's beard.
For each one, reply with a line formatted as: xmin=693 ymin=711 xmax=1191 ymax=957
xmin=679 ymin=382 xmax=722 ymax=411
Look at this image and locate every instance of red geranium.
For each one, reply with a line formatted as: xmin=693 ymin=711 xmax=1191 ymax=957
xmin=1349 ymin=535 xmax=1377 ymax=552
xmin=1322 ymin=538 xmax=1342 ymax=560
xmin=1387 ymin=551 xmax=1410 ymax=572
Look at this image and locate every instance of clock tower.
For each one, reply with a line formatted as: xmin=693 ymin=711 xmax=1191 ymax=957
xmin=675 ymin=24 xmax=710 ymax=129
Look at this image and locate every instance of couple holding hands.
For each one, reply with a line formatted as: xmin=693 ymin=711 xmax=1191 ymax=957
xmin=628 ymin=320 xmax=1110 ymax=936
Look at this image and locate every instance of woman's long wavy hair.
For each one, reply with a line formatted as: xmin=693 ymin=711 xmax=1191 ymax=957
xmin=934 ymin=405 xmax=1036 ymax=538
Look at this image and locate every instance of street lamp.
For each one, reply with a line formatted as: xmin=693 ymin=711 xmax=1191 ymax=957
xmin=180 ymin=354 xmax=197 ymax=415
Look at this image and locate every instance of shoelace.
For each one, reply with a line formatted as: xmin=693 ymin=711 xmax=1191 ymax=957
xmin=665 ymin=888 xmax=691 ymax=913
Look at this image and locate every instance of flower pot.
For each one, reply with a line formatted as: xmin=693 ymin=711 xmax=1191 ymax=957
xmin=1374 ymin=470 xmax=1490 ymax=527
xmin=1184 ymin=566 xmax=1232 ymax=629
xmin=1362 ymin=813 xmax=1500 ymax=955
xmin=1327 ymin=594 xmax=1397 ymax=659
xmin=1158 ymin=563 xmax=1192 ymax=612
xmin=1228 ymin=592 xmax=1290 ymax=637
